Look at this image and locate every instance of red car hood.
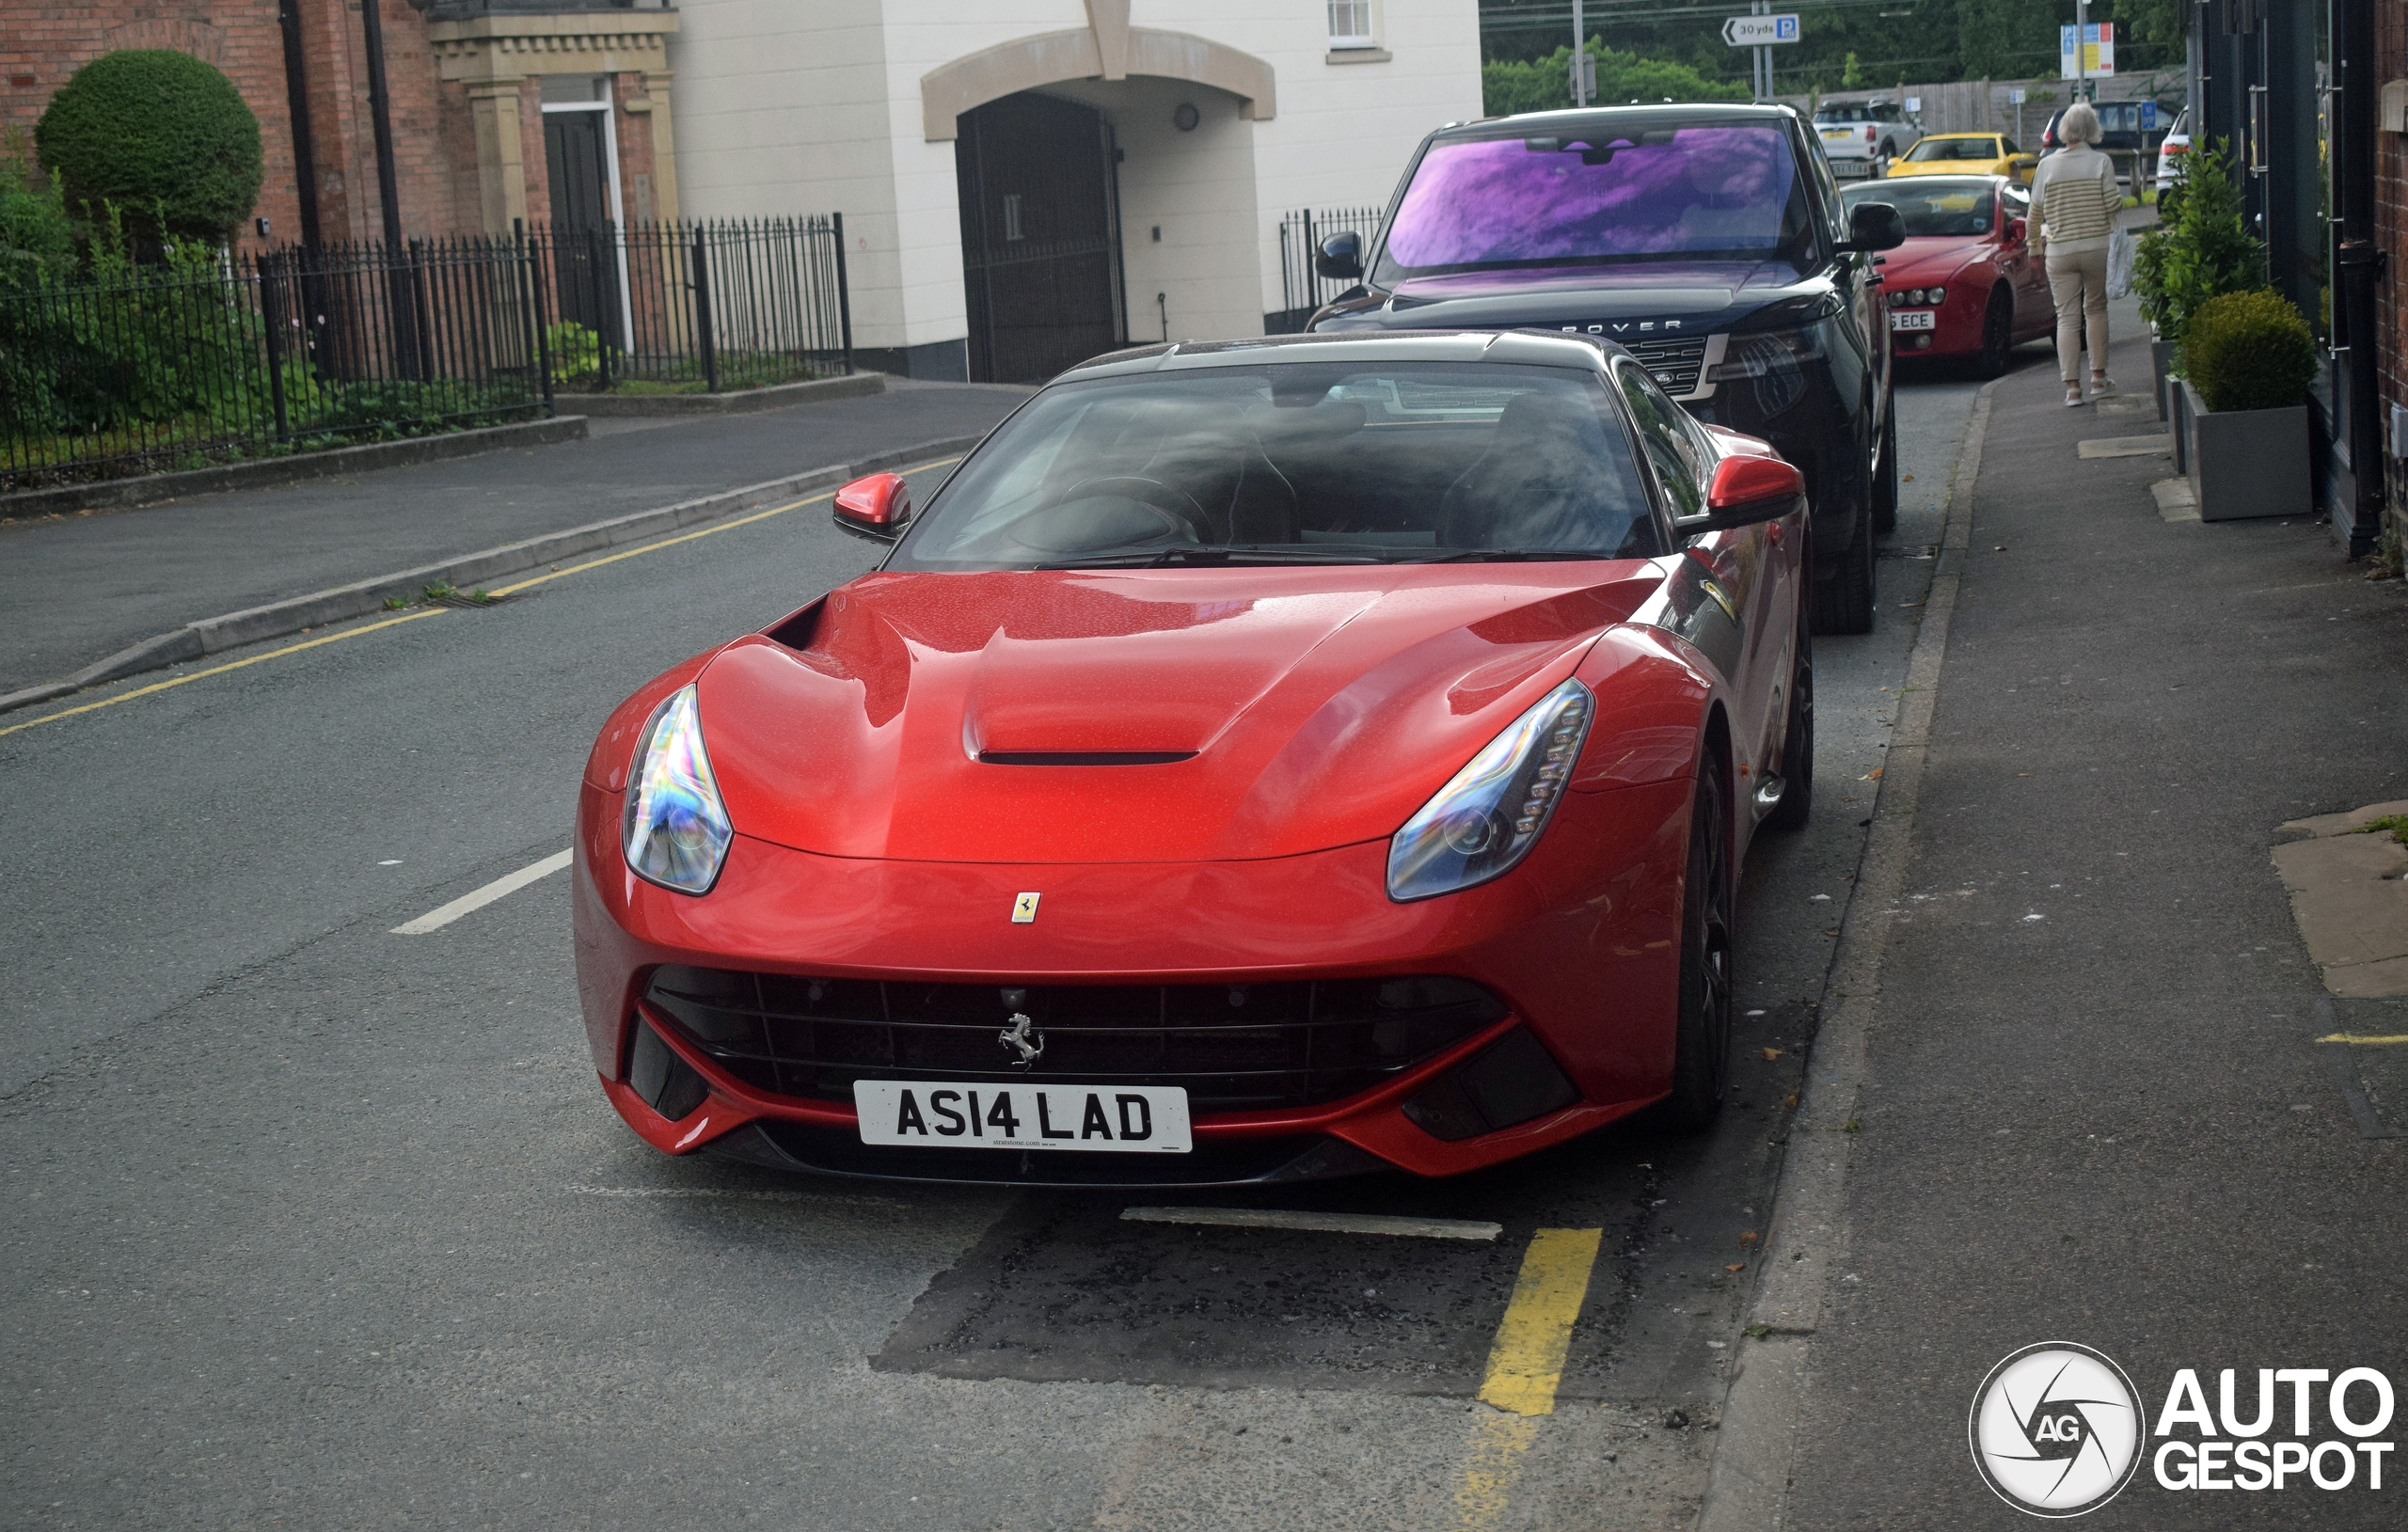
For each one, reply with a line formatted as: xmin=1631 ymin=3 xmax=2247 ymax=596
xmin=1881 ymin=234 xmax=1993 ymax=285
xmin=696 ymin=565 xmax=1663 ymax=865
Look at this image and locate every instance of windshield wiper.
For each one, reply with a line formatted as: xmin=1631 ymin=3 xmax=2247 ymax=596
xmin=1399 ymin=548 xmax=1624 ymax=563
xmin=1033 ymin=546 xmax=1386 ymax=569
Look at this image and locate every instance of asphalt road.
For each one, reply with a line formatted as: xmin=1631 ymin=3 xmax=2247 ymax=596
xmin=0 ymin=381 xmax=1028 ymax=695
xmin=2 ymin=364 xmax=1990 ymax=1529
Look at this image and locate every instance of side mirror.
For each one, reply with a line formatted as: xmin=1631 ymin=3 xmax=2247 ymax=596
xmin=833 ymin=471 xmax=911 ymax=542
xmin=1673 ymin=451 xmax=1807 ymax=535
xmin=1314 ymin=230 xmax=1364 ymax=281
xmin=2005 ymin=216 xmax=2029 ymax=245
xmin=1841 ymin=201 xmax=1907 ymax=253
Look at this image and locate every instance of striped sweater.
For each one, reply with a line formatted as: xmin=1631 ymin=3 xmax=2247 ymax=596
xmin=2031 ymin=146 xmax=2120 ymax=256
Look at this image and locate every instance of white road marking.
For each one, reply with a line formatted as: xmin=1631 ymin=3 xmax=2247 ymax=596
xmin=391 ymin=849 xmax=572 ymax=934
xmin=1120 ymin=1206 xmax=1503 ymax=1241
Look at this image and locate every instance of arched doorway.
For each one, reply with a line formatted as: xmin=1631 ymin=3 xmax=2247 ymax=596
xmin=955 ymin=93 xmax=1127 ymax=383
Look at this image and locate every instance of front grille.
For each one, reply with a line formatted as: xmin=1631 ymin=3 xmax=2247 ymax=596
xmin=1622 ymin=336 xmax=1712 ymax=397
xmin=642 ymin=966 xmax=1509 ymax=1114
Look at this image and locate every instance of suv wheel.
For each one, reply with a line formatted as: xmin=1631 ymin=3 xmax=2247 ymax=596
xmin=1871 ymin=406 xmax=1899 ymax=536
xmin=1810 ymin=506 xmax=1877 ymax=635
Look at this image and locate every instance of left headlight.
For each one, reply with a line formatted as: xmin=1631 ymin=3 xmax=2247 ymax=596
xmin=622 ymin=684 xmax=733 ymax=894
xmin=1387 ymin=680 xmax=1594 ymax=903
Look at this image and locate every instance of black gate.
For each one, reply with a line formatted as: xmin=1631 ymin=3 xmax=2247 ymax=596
xmin=956 ymin=93 xmax=1124 ymax=384
xmin=544 ymin=110 xmax=619 ymax=347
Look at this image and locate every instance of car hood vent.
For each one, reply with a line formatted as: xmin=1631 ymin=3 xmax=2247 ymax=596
xmin=977 ymin=750 xmax=1197 ymax=766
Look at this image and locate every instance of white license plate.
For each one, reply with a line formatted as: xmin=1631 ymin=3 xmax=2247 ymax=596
xmin=1891 ymin=309 xmax=1937 ymax=331
xmin=853 ymin=1081 xmax=1193 ymax=1153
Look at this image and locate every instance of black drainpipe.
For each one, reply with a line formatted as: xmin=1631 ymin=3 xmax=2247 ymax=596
xmin=2334 ymin=0 xmax=2386 ymax=557
xmin=275 ymin=0 xmax=324 ymax=249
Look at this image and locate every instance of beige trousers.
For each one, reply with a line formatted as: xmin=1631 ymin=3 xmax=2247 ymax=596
xmin=2047 ymin=247 xmax=2111 ymax=384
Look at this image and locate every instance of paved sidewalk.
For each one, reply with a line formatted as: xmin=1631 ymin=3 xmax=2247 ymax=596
xmin=1782 ymin=321 xmax=2408 ymax=1524
xmin=0 ymin=379 xmax=1026 ymax=694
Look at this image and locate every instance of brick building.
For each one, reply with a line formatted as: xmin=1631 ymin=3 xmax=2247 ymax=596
xmin=0 ymin=0 xmax=682 ymax=257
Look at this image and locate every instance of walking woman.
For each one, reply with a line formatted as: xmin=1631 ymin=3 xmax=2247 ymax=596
xmin=2030 ymin=102 xmax=2121 ymax=406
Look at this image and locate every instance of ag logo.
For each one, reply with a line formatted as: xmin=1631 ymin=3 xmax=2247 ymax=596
xmin=1970 ymin=1343 xmax=2143 ymax=1517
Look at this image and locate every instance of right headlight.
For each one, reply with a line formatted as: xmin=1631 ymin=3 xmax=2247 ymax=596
xmin=1705 ymin=326 xmax=1823 ymax=418
xmin=1387 ymin=680 xmax=1594 ymax=903
xmin=622 ymin=685 xmax=733 ymax=895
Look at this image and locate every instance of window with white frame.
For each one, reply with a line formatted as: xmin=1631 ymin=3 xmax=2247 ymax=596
xmin=1328 ymin=0 xmax=1375 ymax=49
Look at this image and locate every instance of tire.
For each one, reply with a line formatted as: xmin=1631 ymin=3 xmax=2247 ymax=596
xmin=1664 ymin=756 xmax=1735 ymax=1129
xmin=1871 ymin=404 xmax=1899 ymax=536
xmin=1977 ymin=285 xmax=2016 ymax=379
xmin=1765 ymin=626 xmax=1814 ymax=833
xmin=1809 ymin=503 xmax=1876 ymax=635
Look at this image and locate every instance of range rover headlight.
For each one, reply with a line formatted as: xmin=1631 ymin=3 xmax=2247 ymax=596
xmin=1387 ymin=680 xmax=1593 ymax=903
xmin=622 ymin=685 xmax=733 ymax=894
xmin=1704 ymin=326 xmax=1823 ymax=418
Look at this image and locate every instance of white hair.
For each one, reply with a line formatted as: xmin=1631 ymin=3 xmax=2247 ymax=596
xmin=2061 ymin=102 xmax=2103 ymax=146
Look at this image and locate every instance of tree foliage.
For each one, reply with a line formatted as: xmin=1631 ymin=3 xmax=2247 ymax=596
xmin=35 ymin=50 xmax=263 ymax=245
xmin=1483 ymin=40 xmax=1751 ymax=118
xmin=0 ymin=134 xmax=76 ymax=292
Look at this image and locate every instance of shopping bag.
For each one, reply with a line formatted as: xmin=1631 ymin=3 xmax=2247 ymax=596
xmin=2107 ymin=227 xmax=2137 ymax=299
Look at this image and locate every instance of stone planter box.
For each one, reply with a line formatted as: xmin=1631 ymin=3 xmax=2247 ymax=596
xmin=2152 ymin=340 xmax=2178 ymax=422
xmin=2179 ymin=380 xmax=2311 ymax=522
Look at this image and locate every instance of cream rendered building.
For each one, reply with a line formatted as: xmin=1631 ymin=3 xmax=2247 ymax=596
xmin=662 ymin=1 xmax=1483 ymax=380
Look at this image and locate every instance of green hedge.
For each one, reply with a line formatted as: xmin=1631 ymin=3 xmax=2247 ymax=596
xmin=1483 ymin=42 xmax=1749 ymax=118
xmin=35 ymin=50 xmax=263 ymax=244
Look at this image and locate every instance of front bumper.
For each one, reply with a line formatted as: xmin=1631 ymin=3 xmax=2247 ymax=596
xmin=572 ymin=775 xmax=1691 ymax=1183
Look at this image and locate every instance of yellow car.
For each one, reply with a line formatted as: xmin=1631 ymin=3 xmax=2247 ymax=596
xmin=1885 ymin=133 xmax=2039 ymax=184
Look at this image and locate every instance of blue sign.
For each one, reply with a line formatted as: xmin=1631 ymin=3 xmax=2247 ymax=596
xmin=2141 ymin=101 xmax=2159 ymax=131
xmin=1776 ymin=15 xmax=1798 ymax=40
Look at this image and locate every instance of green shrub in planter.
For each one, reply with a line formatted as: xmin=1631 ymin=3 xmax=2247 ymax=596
xmin=2183 ymin=289 xmax=2315 ymax=415
xmin=35 ymin=50 xmax=263 ymax=245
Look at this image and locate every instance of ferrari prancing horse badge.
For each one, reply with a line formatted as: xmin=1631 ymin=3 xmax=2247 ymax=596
xmin=1011 ymin=892 xmax=1040 ymax=924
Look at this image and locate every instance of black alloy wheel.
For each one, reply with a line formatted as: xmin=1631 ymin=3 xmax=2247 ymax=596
xmin=1871 ymin=403 xmax=1899 ymax=536
xmin=1665 ymin=756 xmax=1735 ymax=1129
xmin=1765 ymin=624 xmax=1814 ymax=833
xmin=1809 ymin=502 xmax=1877 ymax=635
xmin=1978 ymin=285 xmax=2016 ymax=379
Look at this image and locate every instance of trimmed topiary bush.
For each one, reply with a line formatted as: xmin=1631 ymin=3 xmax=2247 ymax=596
xmin=34 ymin=50 xmax=263 ymax=245
xmin=2182 ymin=289 xmax=2316 ymax=415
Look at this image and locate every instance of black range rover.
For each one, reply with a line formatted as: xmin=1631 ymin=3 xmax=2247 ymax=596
xmin=1307 ymin=103 xmax=1906 ymax=634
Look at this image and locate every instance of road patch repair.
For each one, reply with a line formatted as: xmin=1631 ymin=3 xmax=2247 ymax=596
xmin=2273 ymin=799 xmax=2408 ymax=998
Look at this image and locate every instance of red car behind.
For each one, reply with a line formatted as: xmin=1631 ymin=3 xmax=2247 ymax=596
xmin=1845 ymin=175 xmax=2052 ymax=375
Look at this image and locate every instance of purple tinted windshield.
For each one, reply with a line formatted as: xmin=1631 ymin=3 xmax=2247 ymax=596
xmin=1379 ymin=125 xmax=1804 ymax=275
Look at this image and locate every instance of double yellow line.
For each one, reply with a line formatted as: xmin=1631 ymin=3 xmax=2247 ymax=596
xmin=1455 ymin=1227 xmax=1606 ymax=1529
xmin=1 ymin=456 xmax=962 ymax=742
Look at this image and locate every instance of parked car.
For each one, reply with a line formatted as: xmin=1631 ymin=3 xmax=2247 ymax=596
xmin=1814 ymin=98 xmax=1921 ymax=178
xmin=2041 ymin=99 xmax=2169 ymax=160
xmin=579 ymin=330 xmax=1816 ymax=1184
xmin=2154 ymin=107 xmax=2193 ymax=197
xmin=1307 ymin=103 xmax=1907 ymax=634
xmin=1842 ymin=175 xmax=2051 ymax=376
xmin=1886 ymin=133 xmax=2038 ymax=184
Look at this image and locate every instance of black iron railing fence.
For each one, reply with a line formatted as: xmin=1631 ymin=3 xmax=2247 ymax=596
xmin=1 ymin=214 xmax=851 ymax=491
xmin=542 ymin=215 xmax=852 ymax=395
xmin=1270 ymin=205 xmax=1384 ymax=333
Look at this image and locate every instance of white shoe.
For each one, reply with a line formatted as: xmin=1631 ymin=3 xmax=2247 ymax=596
xmin=2065 ymin=386 xmax=2086 ymax=407
xmin=2091 ymin=375 xmax=2116 ymax=396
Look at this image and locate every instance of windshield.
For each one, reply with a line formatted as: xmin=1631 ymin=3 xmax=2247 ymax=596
xmin=890 ymin=364 xmax=1663 ymax=570
xmin=1372 ymin=123 xmax=1810 ymax=281
xmin=1905 ymin=137 xmax=2002 ymax=162
xmin=1844 ymin=180 xmax=1996 ymax=237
